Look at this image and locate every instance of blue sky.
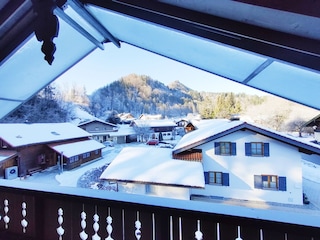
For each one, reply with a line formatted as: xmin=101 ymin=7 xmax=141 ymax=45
xmin=55 ymin=43 xmax=265 ymax=95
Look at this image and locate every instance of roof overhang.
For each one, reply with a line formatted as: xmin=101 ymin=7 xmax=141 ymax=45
xmin=173 ymin=121 xmax=320 ymax=155
xmin=1 ymin=0 xmax=320 ymax=119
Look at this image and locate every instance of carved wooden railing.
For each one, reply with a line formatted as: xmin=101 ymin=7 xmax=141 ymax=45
xmin=0 ymin=180 xmax=319 ymax=240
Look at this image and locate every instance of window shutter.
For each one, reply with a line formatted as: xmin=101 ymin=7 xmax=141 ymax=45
xmin=231 ymin=142 xmax=236 ymax=155
xmin=278 ymin=176 xmax=287 ymax=191
xmin=264 ymin=143 xmax=270 ymax=156
xmin=254 ymin=175 xmax=262 ymax=189
xmin=204 ymin=172 xmax=209 ymax=184
xmin=222 ymin=173 xmax=229 ymax=186
xmin=245 ymin=143 xmax=251 ymax=156
xmin=214 ymin=142 xmax=220 ymax=155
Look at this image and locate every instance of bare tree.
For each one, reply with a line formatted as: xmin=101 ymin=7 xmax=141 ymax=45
xmin=132 ymin=122 xmax=154 ymax=142
xmin=285 ymin=118 xmax=307 ymax=137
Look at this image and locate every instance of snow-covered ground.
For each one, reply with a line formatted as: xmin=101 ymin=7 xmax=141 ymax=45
xmin=13 ymin=141 xmax=320 ymax=209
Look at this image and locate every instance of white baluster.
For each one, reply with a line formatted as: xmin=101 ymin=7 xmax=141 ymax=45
xmin=169 ymin=216 xmax=173 ymax=240
xmin=235 ymin=226 xmax=243 ymax=240
xmin=105 ymin=215 xmax=113 ymax=240
xmin=56 ymin=208 xmax=65 ymax=240
xmin=178 ymin=217 xmax=182 ymax=240
xmin=3 ymin=199 xmax=10 ymax=229
xmin=259 ymin=229 xmax=263 ymax=240
xmin=217 ymin=223 xmax=220 ymax=240
xmin=135 ymin=211 xmax=141 ymax=240
xmin=195 ymin=220 xmax=203 ymax=240
xmin=92 ymin=213 xmax=101 ymax=240
xmin=80 ymin=211 xmax=88 ymax=240
xmin=21 ymin=202 xmax=28 ymax=233
xmin=152 ymin=213 xmax=156 ymax=240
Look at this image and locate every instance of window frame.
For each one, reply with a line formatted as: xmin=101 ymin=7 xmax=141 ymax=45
xmin=254 ymin=174 xmax=286 ymax=191
xmin=204 ymin=171 xmax=229 ymax=186
xmin=214 ymin=142 xmax=236 ymax=156
xmin=209 ymin=171 xmax=223 ymax=185
xmin=262 ymin=175 xmax=278 ymax=189
xmin=220 ymin=142 xmax=231 ymax=155
xmin=245 ymin=142 xmax=270 ymax=157
xmin=251 ymin=142 xmax=264 ymax=156
xmin=82 ymin=152 xmax=91 ymax=159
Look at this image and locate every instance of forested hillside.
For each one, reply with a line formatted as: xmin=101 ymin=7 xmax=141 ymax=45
xmin=89 ymin=74 xmax=196 ymax=119
xmin=1 ymin=73 xmax=318 ymax=133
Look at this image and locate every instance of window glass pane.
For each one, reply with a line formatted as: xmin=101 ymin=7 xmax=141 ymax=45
xmin=262 ymin=175 xmax=278 ymax=189
xmin=215 ymin=172 xmax=222 ymax=184
xmin=0 ymin=13 xmax=97 ymax=118
xmin=251 ymin=142 xmax=263 ymax=155
xmin=249 ymin=61 xmax=320 ymax=110
xmin=88 ymin=5 xmax=267 ymax=82
xmin=220 ymin=142 xmax=231 ymax=155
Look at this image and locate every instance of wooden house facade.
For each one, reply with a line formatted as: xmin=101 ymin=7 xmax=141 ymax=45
xmin=0 ymin=123 xmax=105 ymax=177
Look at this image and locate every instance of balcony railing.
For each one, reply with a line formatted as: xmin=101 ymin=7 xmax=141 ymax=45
xmin=0 ymin=179 xmax=319 ymax=240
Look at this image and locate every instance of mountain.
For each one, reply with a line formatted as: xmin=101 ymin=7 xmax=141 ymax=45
xmin=88 ymin=73 xmax=318 ymax=132
xmin=89 ymin=74 xmax=197 ymax=118
xmin=168 ymin=80 xmax=191 ymax=93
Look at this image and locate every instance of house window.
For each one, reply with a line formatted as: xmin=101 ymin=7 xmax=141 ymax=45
xmin=204 ymin=172 xmax=229 ymax=186
xmin=254 ymin=175 xmax=286 ymax=191
xmin=245 ymin=142 xmax=269 ymax=156
xmin=263 ymin=175 xmax=277 ymax=189
xmin=214 ymin=142 xmax=236 ymax=155
xmin=95 ymin=150 xmax=99 ymax=155
xmin=69 ymin=155 xmax=79 ymax=163
xmin=83 ymin=152 xmax=90 ymax=158
xmin=209 ymin=172 xmax=222 ymax=184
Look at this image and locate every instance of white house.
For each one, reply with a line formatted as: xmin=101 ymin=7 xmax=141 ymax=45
xmin=100 ymin=147 xmax=204 ymax=200
xmin=173 ymin=119 xmax=320 ymax=205
xmin=78 ymin=119 xmax=118 ymax=143
xmin=131 ymin=119 xmax=177 ymax=141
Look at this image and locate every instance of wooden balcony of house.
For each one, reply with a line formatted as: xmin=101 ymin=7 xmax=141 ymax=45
xmin=0 ymin=180 xmax=319 ymax=240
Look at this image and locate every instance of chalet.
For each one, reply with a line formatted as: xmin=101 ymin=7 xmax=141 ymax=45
xmin=0 ymin=123 xmax=105 ymax=177
xmin=118 ymin=113 xmax=135 ymax=124
xmin=175 ymin=119 xmax=196 ymax=134
xmin=78 ymin=119 xmax=118 ymax=143
xmin=101 ymin=119 xmax=320 ymax=205
xmin=100 ymin=147 xmax=204 ymax=200
xmin=173 ymin=119 xmax=320 ymax=205
xmin=131 ymin=119 xmax=177 ymax=142
xmin=108 ymin=125 xmax=137 ymax=144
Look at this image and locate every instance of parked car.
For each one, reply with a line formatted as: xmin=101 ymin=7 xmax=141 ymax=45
xmin=146 ymin=139 xmax=159 ymax=145
xmin=103 ymin=141 xmax=114 ymax=147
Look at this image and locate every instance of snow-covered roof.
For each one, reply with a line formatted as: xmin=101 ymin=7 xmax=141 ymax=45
xmin=78 ymin=118 xmax=117 ymax=128
xmin=173 ymin=119 xmax=243 ymax=153
xmin=0 ymin=123 xmax=91 ymax=147
xmin=173 ymin=119 xmax=320 ymax=155
xmin=109 ymin=125 xmax=136 ymax=137
xmin=133 ymin=119 xmax=177 ymax=128
xmin=49 ymin=140 xmax=105 ymax=158
xmin=100 ymin=147 xmax=204 ymax=188
xmin=0 ymin=150 xmax=17 ymax=163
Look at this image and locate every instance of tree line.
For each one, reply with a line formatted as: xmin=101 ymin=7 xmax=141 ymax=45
xmin=1 ymin=74 xmax=317 ymax=136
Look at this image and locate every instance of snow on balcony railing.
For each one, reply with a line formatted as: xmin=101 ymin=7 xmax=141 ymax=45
xmin=0 ymin=180 xmax=319 ymax=239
